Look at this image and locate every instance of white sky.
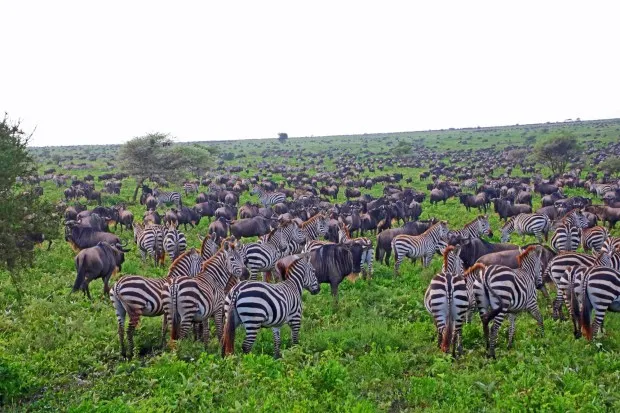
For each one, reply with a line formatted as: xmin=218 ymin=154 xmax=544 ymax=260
xmin=2 ymin=1 xmax=619 ymax=146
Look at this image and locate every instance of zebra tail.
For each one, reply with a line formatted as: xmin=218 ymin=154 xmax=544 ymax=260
xmin=222 ymin=290 xmax=240 ymax=357
xmin=170 ymin=283 xmax=181 ymax=340
xmin=441 ymin=292 xmax=454 ymax=353
xmin=580 ymin=276 xmax=593 ymax=340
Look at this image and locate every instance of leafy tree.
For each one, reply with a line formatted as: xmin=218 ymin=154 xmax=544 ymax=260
xmin=119 ymin=133 xmax=186 ymax=201
xmin=171 ymin=144 xmax=217 ymax=179
xmin=392 ymin=140 xmax=412 ymax=154
xmin=598 ymin=157 xmax=620 ymax=178
xmin=278 ymin=132 xmax=288 ymax=143
xmin=0 ymin=114 xmax=58 ymax=298
xmin=506 ymin=149 xmax=528 ymax=163
xmin=532 ymin=132 xmax=580 ymax=176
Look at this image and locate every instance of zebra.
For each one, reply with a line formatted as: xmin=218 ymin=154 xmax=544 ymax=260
xmin=589 ymin=183 xmax=615 ymax=198
xmin=299 ymin=213 xmax=330 ymax=244
xmin=472 ymin=245 xmax=544 ymax=358
xmin=577 ymin=266 xmax=620 ymax=340
xmin=240 ymin=220 xmax=306 ymax=280
xmin=153 ymin=188 xmax=182 ymax=208
xmin=183 ymin=182 xmax=198 ymax=196
xmin=163 ymin=225 xmax=187 ymax=261
xmin=447 ymin=215 xmax=492 ymax=244
xmin=199 ymin=232 xmax=220 ymax=261
xmin=109 ymin=248 xmax=203 ymax=359
xmin=163 ymin=240 xmax=245 ymax=345
xmin=500 ymin=213 xmax=551 ymax=243
xmin=392 ymin=221 xmax=449 ymax=275
xmin=133 ymin=222 xmax=165 ymax=267
xmin=581 ymin=226 xmax=609 ymax=253
xmin=602 ymin=236 xmax=620 ymax=254
xmin=339 ymin=223 xmax=373 ymax=279
xmin=551 ymin=223 xmax=582 ymax=252
xmin=251 ymin=185 xmax=286 ymax=207
xmin=221 ymin=254 xmax=320 ymax=358
xmin=462 ymin=178 xmax=478 ymax=192
xmin=424 ymin=245 xmax=469 ymax=356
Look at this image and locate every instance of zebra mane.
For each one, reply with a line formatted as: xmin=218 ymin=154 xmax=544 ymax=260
xmin=442 ymin=245 xmax=456 ymax=271
xmin=516 ymin=245 xmax=538 ymax=267
xmin=201 ymin=246 xmax=224 ymax=271
xmin=464 ymin=263 xmax=486 ymax=277
xmin=340 ymin=222 xmax=351 ymax=240
xmin=280 ymin=254 xmax=309 ymax=280
xmin=301 ymin=213 xmax=325 ymax=228
xmin=167 ymin=248 xmax=197 ymax=277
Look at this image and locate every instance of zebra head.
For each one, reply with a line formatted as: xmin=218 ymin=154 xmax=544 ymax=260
xmin=478 ymin=215 xmax=493 ymax=237
xmin=222 ymin=240 xmax=245 ymax=279
xmin=518 ymin=245 xmax=544 ymax=289
xmin=500 ymin=218 xmax=514 ymax=243
xmin=315 ymin=214 xmax=330 ymax=238
xmin=296 ymin=254 xmax=320 ymax=295
xmin=283 ymin=220 xmax=306 ymax=246
xmin=437 ymin=220 xmax=449 ymax=239
xmin=572 ymin=209 xmax=589 ymax=229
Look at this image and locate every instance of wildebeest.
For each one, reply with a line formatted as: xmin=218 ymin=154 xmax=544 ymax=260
xmin=457 ymin=238 xmax=519 ymax=268
xmin=492 ymin=198 xmax=532 ymax=221
xmin=143 ymin=209 xmax=162 ymax=225
xmin=215 ymin=204 xmax=238 ymax=221
xmin=65 ymin=222 xmax=125 ymax=252
xmin=458 ymin=193 xmax=488 ymax=212
xmin=73 ymin=242 xmax=128 ymax=299
xmin=111 ymin=204 xmax=134 ymax=232
xmin=174 ymin=206 xmax=202 ymax=230
xmin=76 ymin=213 xmax=110 ymax=232
xmin=586 ymin=205 xmax=620 ymax=229
xmin=209 ymin=216 xmax=230 ymax=239
xmin=230 ymin=216 xmax=274 ymax=239
xmin=310 ymin=244 xmax=355 ymax=302
xmin=375 ymin=219 xmax=438 ymax=265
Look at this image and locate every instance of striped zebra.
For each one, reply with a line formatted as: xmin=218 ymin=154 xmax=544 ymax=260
xmin=551 ymin=223 xmax=581 ymax=252
xmin=163 ymin=226 xmax=187 ymax=261
xmin=424 ymin=245 xmax=469 ymax=356
xmin=577 ymin=266 xmax=620 ymax=340
xmin=448 ymin=215 xmax=492 ymax=243
xmin=602 ymin=236 xmax=620 ymax=254
xmin=153 ymin=188 xmax=182 ymax=208
xmin=183 ymin=182 xmax=198 ymax=196
xmin=221 ymin=254 xmax=320 ymax=358
xmin=251 ymin=185 xmax=286 ymax=207
xmin=472 ymin=245 xmax=544 ymax=358
xmin=199 ymin=232 xmax=220 ymax=261
xmin=392 ymin=221 xmax=449 ymax=275
xmin=163 ymin=240 xmax=245 ymax=345
xmin=500 ymin=213 xmax=551 ymax=243
xmin=240 ymin=220 xmax=306 ymax=280
xmin=109 ymin=248 xmax=203 ymax=359
xmin=581 ymin=226 xmax=609 ymax=252
xmin=462 ymin=178 xmax=478 ymax=192
xmin=589 ymin=183 xmax=615 ymax=197
xmin=133 ymin=222 xmax=165 ymax=267
xmin=299 ymin=213 xmax=330 ymax=244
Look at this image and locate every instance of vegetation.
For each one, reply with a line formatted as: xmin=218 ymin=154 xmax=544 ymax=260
xmin=599 ymin=157 xmax=620 ymax=178
xmin=1 ymin=118 xmax=620 ymax=411
xmin=278 ymin=132 xmax=289 ymax=143
xmin=532 ymin=132 xmax=581 ymax=176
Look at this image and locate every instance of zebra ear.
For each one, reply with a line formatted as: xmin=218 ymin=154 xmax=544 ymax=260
xmin=222 ymin=241 xmax=230 ymax=251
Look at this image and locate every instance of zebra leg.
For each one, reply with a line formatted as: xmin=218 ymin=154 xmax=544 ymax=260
xmin=394 ymin=257 xmax=402 ymax=276
xmin=488 ymin=310 xmax=506 ymax=358
xmin=507 ymin=313 xmax=516 ymax=349
xmin=591 ymin=309 xmax=605 ymax=339
xmin=423 ymin=253 xmax=432 ymax=268
xmin=161 ymin=314 xmax=168 ymax=348
xmin=241 ymin=325 xmax=258 ymax=354
xmin=436 ymin=327 xmax=442 ymax=348
xmin=127 ymin=313 xmax=140 ymax=360
xmin=115 ymin=306 xmax=127 ymax=358
xmin=529 ymin=304 xmax=544 ymax=337
xmin=202 ymin=319 xmax=210 ymax=347
xmin=290 ymin=317 xmax=301 ymax=345
xmin=455 ymin=327 xmax=464 ymax=357
xmin=272 ymin=328 xmax=282 ymax=359
xmin=214 ymin=308 xmax=224 ymax=342
xmin=552 ymin=293 xmax=565 ymax=321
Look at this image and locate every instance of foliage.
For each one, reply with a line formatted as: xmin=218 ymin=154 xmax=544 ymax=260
xmin=171 ymin=144 xmax=216 ymax=179
xmin=506 ymin=149 xmax=528 ymax=163
xmin=598 ymin=157 xmax=620 ymax=178
xmin=0 ymin=115 xmax=58 ymax=296
xmin=278 ymin=132 xmax=288 ymax=143
xmin=532 ymin=132 xmax=580 ymax=176
xmin=392 ymin=140 xmax=412 ymax=155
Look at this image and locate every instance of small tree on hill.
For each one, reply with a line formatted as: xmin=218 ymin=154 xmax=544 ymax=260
xmin=0 ymin=114 xmax=58 ymax=299
xmin=598 ymin=157 xmax=620 ymax=178
xmin=171 ymin=144 xmax=218 ymax=179
xmin=532 ymin=132 xmax=580 ymax=176
xmin=278 ymin=132 xmax=288 ymax=143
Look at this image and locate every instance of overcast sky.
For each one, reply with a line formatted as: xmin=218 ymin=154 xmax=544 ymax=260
xmin=2 ymin=1 xmax=619 ymax=147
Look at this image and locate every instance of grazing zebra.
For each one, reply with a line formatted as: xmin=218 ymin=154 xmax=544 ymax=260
xmin=163 ymin=226 xmax=187 ymax=261
xmin=163 ymin=240 xmax=245 ymax=345
xmin=133 ymin=222 xmax=165 ymax=267
xmin=240 ymin=220 xmax=306 ymax=280
xmin=251 ymin=185 xmax=286 ymax=207
xmin=424 ymin=245 xmax=469 ymax=356
xmin=221 ymin=254 xmax=320 ymax=358
xmin=472 ymin=245 xmax=544 ymax=358
xmin=199 ymin=232 xmax=220 ymax=261
xmin=500 ymin=213 xmax=551 ymax=243
xmin=551 ymin=223 xmax=581 ymax=252
xmin=590 ymin=183 xmax=615 ymax=197
xmin=153 ymin=188 xmax=182 ymax=208
xmin=581 ymin=226 xmax=609 ymax=253
xmin=448 ymin=215 xmax=492 ymax=243
xmin=299 ymin=213 xmax=330 ymax=244
xmin=602 ymin=236 xmax=620 ymax=253
xmin=109 ymin=248 xmax=203 ymax=359
xmin=578 ymin=266 xmax=620 ymax=340
xmin=392 ymin=221 xmax=449 ymax=275
xmin=183 ymin=182 xmax=198 ymax=196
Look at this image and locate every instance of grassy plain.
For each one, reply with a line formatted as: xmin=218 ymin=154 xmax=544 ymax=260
xmin=2 ymin=119 xmax=620 ymax=411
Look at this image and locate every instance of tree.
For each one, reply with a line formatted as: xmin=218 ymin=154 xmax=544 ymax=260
xmin=119 ymin=133 xmax=187 ymax=201
xmin=392 ymin=140 xmax=412 ymax=155
xmin=532 ymin=132 xmax=580 ymax=176
xmin=506 ymin=149 xmax=528 ymax=163
xmin=278 ymin=132 xmax=288 ymax=143
xmin=171 ymin=144 xmax=217 ymax=179
xmin=598 ymin=157 xmax=620 ymax=178
xmin=0 ymin=114 xmax=58 ymax=298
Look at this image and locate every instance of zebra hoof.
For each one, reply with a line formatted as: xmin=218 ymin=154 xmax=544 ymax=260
xmin=574 ymin=331 xmax=582 ymax=339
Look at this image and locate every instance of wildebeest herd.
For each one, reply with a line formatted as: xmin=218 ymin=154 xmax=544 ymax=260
xmin=27 ymin=136 xmax=619 ymax=360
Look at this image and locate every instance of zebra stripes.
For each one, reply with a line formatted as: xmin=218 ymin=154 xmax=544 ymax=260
xmin=183 ymin=182 xmax=198 ymax=195
xmin=199 ymin=233 xmax=220 ymax=261
xmin=577 ymin=266 xmax=620 ymax=340
xmin=602 ymin=236 xmax=620 ymax=254
xmin=392 ymin=221 xmax=449 ymax=274
xmin=424 ymin=245 xmax=469 ymax=356
xmin=251 ymin=185 xmax=286 ymax=207
xmin=163 ymin=226 xmax=187 ymax=261
xmin=300 ymin=213 xmax=330 ymax=243
xmin=581 ymin=226 xmax=609 ymax=252
xmin=163 ymin=241 xmax=245 ymax=344
xmin=472 ymin=245 xmax=544 ymax=358
xmin=133 ymin=222 xmax=165 ymax=266
xmin=222 ymin=254 xmax=320 ymax=358
xmin=449 ymin=215 xmax=492 ymax=241
xmin=109 ymin=248 xmax=203 ymax=359
xmin=153 ymin=188 xmax=182 ymax=207
xmin=551 ymin=223 xmax=581 ymax=252
xmin=500 ymin=213 xmax=551 ymax=243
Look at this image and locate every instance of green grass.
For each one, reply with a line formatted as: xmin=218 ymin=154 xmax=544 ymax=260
xmin=2 ymin=119 xmax=620 ymax=411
